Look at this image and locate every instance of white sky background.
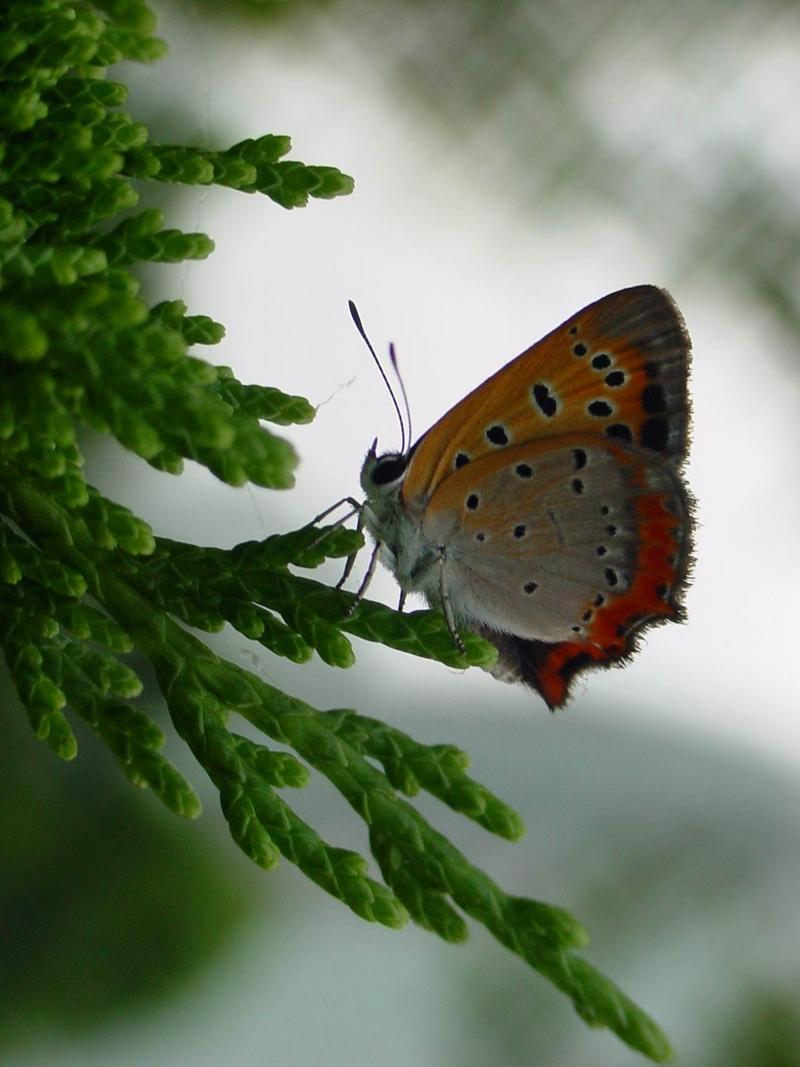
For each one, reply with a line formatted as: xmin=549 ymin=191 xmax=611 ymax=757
xmin=101 ymin=0 xmax=800 ymax=775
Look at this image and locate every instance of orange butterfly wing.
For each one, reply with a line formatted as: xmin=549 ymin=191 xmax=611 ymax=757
xmin=402 ymin=285 xmax=690 ymax=506
xmin=421 ymin=434 xmax=690 ymax=707
xmin=400 ymin=285 xmax=692 ymax=708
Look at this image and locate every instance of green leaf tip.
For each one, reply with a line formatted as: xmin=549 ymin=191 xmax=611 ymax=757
xmin=561 ymin=956 xmax=675 ymax=1062
xmin=340 ymin=595 xmax=499 ymax=671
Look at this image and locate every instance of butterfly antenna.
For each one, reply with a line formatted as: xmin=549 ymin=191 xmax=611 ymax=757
xmin=388 ymin=342 xmax=412 ymax=454
xmin=348 ymin=300 xmax=407 ymax=453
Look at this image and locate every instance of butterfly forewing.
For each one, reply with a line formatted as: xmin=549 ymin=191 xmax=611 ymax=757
xmin=402 ymin=286 xmax=690 ymax=508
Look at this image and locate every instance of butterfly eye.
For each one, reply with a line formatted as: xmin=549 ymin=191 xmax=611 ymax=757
xmin=371 ymin=454 xmax=408 ymax=486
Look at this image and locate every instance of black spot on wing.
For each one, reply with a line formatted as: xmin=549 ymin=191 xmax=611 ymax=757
xmin=559 ymin=651 xmax=595 ymax=679
xmin=486 ymin=423 xmax=509 ymax=446
xmin=605 ymin=423 xmax=632 ymax=441
xmin=532 ymin=383 xmax=558 ymax=417
xmin=641 ymin=416 xmax=670 ymax=451
xmin=642 ymin=382 xmax=667 ymax=414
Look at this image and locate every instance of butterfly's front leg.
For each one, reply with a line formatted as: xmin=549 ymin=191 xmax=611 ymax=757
xmin=308 ymin=496 xmax=363 ymax=528
xmin=306 ymin=496 xmax=363 ymax=569
xmin=335 ymin=505 xmax=366 ymax=591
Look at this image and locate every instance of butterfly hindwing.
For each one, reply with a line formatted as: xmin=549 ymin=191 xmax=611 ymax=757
xmin=402 ymin=286 xmax=690 ymax=507
xmin=421 ymin=435 xmax=690 ymax=707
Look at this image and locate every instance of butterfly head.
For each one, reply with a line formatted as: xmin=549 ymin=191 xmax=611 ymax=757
xmin=360 ymin=438 xmax=409 ymax=501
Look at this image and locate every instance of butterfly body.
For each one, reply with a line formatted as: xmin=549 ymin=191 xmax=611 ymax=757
xmin=359 ymin=286 xmax=692 ymax=708
xmin=360 ymin=460 xmax=441 ymax=601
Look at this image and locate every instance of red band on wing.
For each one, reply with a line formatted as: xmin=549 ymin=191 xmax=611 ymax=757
xmin=522 ymin=480 xmax=689 ymax=708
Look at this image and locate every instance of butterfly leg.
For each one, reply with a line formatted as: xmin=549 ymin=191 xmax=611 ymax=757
xmin=397 ymin=590 xmax=407 ymax=612
xmin=335 ymin=506 xmax=366 ymax=590
xmin=304 ymin=498 xmax=364 ymax=577
xmin=307 ymin=496 xmax=363 ymax=528
xmin=438 ymin=551 xmax=466 ymax=655
xmin=343 ymin=539 xmax=381 ymax=618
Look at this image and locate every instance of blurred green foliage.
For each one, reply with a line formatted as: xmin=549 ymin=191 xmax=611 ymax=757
xmin=0 ymin=684 xmax=253 ymax=1049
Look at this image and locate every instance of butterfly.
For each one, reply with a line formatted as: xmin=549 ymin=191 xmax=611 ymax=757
xmin=352 ymin=286 xmax=692 ymax=709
